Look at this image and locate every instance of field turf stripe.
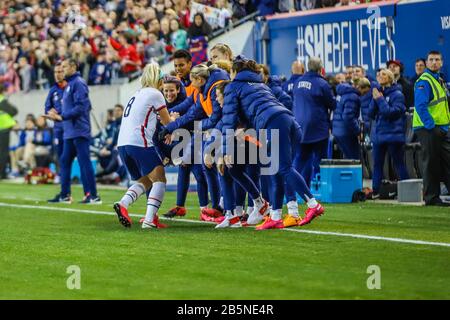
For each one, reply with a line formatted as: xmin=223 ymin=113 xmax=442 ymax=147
xmin=1 ymin=202 xmax=450 ymax=248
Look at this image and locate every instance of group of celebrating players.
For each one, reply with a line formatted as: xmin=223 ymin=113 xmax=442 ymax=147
xmin=113 ymin=44 xmax=325 ymax=230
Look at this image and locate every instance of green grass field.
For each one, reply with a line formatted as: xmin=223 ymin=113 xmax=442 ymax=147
xmin=0 ymin=182 xmax=449 ymax=300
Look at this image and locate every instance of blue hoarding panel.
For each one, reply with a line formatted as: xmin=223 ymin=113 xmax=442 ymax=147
xmin=263 ymin=0 xmax=450 ymax=79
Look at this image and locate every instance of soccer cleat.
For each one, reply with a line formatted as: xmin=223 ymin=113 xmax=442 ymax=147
xmin=200 ymin=212 xmax=215 ymax=222
xmin=283 ymin=214 xmax=302 ymax=228
xmin=47 ymin=194 xmax=72 ymax=204
xmin=201 ymin=207 xmax=223 ymax=218
xmin=298 ymin=203 xmax=325 ymax=226
xmin=247 ymin=200 xmax=269 ymax=225
xmin=141 ymin=215 xmax=168 ymax=229
xmin=163 ymin=206 xmax=187 ymax=218
xmin=113 ymin=202 xmax=132 ymax=228
xmin=240 ymin=213 xmax=249 ymax=223
xmin=255 ymin=217 xmax=284 ymax=230
xmin=212 ymin=215 xmax=226 ymax=224
xmin=215 ymin=215 xmax=241 ymax=229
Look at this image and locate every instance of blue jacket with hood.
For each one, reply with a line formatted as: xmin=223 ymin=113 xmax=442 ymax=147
xmin=332 ymin=83 xmax=361 ymax=137
xmin=221 ymin=69 xmax=293 ymax=154
xmin=368 ymin=84 xmax=407 ymax=144
xmin=267 ymin=75 xmax=293 ymax=110
xmin=61 ymin=72 xmax=92 ymax=140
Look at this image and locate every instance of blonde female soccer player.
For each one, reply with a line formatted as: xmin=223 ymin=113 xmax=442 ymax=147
xmin=113 ymin=63 xmax=172 ymax=229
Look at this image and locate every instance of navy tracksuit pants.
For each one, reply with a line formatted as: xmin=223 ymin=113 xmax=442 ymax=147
xmin=60 ymin=137 xmax=97 ymax=198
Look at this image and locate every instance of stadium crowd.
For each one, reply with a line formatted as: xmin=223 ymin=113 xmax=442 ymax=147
xmin=0 ymin=0 xmax=390 ymax=93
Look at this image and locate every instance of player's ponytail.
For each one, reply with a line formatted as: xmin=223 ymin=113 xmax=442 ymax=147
xmin=191 ymin=63 xmax=216 ymax=80
xmin=141 ymin=63 xmax=161 ymax=89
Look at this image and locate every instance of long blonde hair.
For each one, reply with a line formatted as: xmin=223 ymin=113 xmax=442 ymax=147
xmin=141 ymin=63 xmax=161 ymax=88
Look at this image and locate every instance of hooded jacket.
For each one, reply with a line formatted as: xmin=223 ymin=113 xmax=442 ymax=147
xmin=221 ymin=69 xmax=292 ymax=153
xmin=267 ymin=75 xmax=292 ymax=110
xmin=368 ymin=84 xmax=407 ymax=144
xmin=332 ymin=83 xmax=361 ymax=137
xmin=61 ymin=72 xmax=92 ymax=140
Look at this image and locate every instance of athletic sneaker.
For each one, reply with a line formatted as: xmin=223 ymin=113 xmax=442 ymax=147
xmin=141 ymin=215 xmax=168 ymax=229
xmin=163 ymin=206 xmax=187 ymax=218
xmin=200 ymin=212 xmax=215 ymax=222
xmin=298 ymin=203 xmax=325 ymax=226
xmin=282 ymin=214 xmax=302 ymax=228
xmin=215 ymin=214 xmax=241 ymax=229
xmin=201 ymin=206 xmax=223 ymax=218
xmin=47 ymin=194 xmax=72 ymax=204
xmin=113 ymin=202 xmax=132 ymax=228
xmin=79 ymin=195 xmax=102 ymax=204
xmin=247 ymin=200 xmax=269 ymax=225
xmin=255 ymin=217 xmax=284 ymax=230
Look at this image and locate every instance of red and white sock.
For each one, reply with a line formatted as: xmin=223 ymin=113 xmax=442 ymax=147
xmin=120 ymin=183 xmax=146 ymax=208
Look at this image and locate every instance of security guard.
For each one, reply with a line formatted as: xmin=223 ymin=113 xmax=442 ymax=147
xmin=0 ymin=84 xmax=18 ymax=179
xmin=413 ymin=50 xmax=450 ymax=206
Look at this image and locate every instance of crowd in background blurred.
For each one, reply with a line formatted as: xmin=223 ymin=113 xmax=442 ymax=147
xmin=0 ymin=0 xmax=390 ymax=94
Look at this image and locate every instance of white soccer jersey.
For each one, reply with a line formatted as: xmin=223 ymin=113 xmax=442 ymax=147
xmin=117 ymin=87 xmax=166 ymax=148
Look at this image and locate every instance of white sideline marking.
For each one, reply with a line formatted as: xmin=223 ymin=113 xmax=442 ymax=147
xmin=1 ymin=202 xmax=449 ymax=248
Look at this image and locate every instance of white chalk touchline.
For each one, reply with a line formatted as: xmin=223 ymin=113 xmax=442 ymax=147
xmin=0 ymin=202 xmax=449 ymax=248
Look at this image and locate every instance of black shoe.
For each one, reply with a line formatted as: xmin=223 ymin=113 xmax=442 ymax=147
xmin=369 ymin=193 xmax=380 ymax=200
xmin=79 ymin=195 xmax=102 ymax=204
xmin=48 ymin=194 xmax=72 ymax=204
xmin=425 ymin=200 xmax=450 ymax=207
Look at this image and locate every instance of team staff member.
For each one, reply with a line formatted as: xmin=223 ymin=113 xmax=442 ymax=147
xmin=369 ymin=68 xmax=409 ymax=199
xmin=0 ymin=84 xmax=18 ymax=179
xmin=413 ymin=51 xmax=450 ymax=207
xmin=293 ymin=57 xmax=336 ymax=187
xmin=282 ymin=60 xmax=305 ymax=99
xmin=46 ymin=59 xmax=101 ymax=204
xmin=332 ymin=81 xmax=361 ymax=160
xmin=44 ymin=62 xmax=67 ymax=164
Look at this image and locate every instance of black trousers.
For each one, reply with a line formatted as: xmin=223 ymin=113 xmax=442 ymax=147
xmin=0 ymin=130 xmax=10 ymax=179
xmin=415 ymin=128 xmax=450 ymax=204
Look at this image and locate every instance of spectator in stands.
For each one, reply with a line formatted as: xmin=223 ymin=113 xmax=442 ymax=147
xmin=387 ymin=59 xmax=414 ymax=110
xmin=0 ymin=83 xmax=17 ymax=179
xmin=413 ymin=51 xmax=450 ymax=206
xmin=282 ymin=60 xmax=305 ymax=99
xmin=411 ymin=58 xmax=426 ymax=84
xmin=292 ymin=57 xmax=336 ymax=186
xmin=170 ymin=19 xmax=189 ymax=50
xmin=188 ymin=13 xmax=213 ymax=41
xmin=109 ymin=31 xmax=142 ymax=77
xmin=216 ymin=0 xmax=233 ymax=28
xmin=17 ymin=56 xmax=34 ymax=92
xmin=335 ymin=0 xmax=356 ymax=7
xmin=253 ymin=0 xmax=277 ymax=16
xmin=369 ymin=68 xmax=409 ymax=199
xmin=89 ymin=51 xmax=113 ymax=86
xmin=145 ymin=33 xmax=167 ymax=65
